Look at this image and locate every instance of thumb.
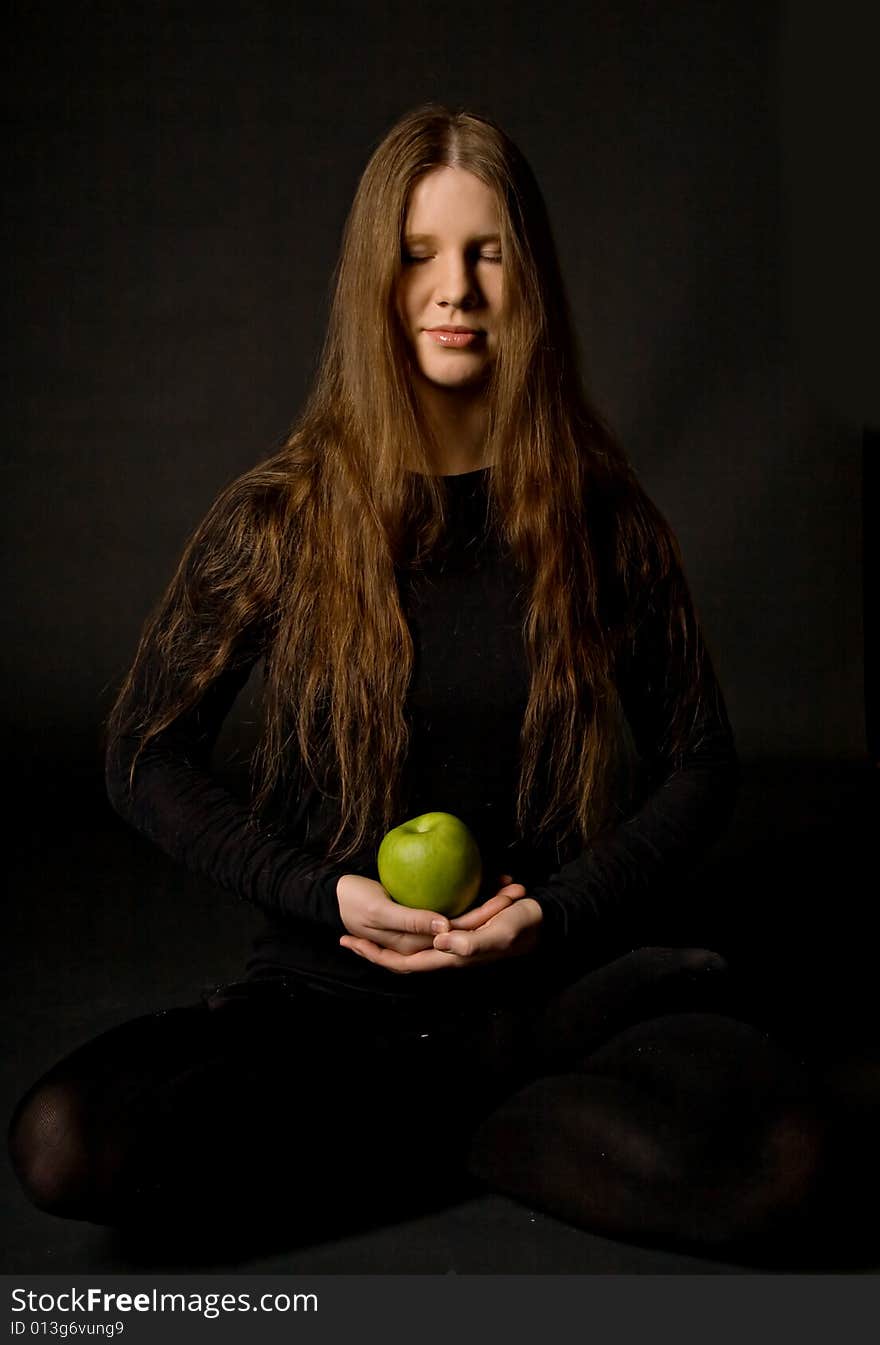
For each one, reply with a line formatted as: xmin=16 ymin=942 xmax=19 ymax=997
xmin=383 ymin=901 xmax=450 ymax=936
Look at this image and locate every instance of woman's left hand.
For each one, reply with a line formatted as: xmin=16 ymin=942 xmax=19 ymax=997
xmin=338 ymin=880 xmax=543 ymax=974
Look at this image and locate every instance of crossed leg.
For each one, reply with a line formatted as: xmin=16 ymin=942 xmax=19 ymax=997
xmin=8 ymin=948 xmax=825 ymax=1260
xmin=467 ymin=954 xmax=824 ymax=1259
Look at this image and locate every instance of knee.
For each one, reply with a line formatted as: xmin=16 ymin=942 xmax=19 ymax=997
xmin=678 ymin=1099 xmax=825 ymax=1249
xmin=639 ymin=946 xmax=728 ymax=981
xmin=746 ymin=1101 xmax=826 ymax=1227
xmin=466 ymin=1072 xmax=684 ymax=1202
xmin=8 ymin=1081 xmax=94 ymax=1216
xmin=674 ymin=947 xmax=728 ymax=977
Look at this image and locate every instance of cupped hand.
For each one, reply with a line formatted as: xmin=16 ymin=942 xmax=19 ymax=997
xmin=336 ymin=873 xmax=451 ymax=955
xmin=338 ymin=875 xmax=543 ymax=974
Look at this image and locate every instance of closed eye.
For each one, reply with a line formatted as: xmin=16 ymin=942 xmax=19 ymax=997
xmin=401 ymin=252 xmax=502 ymax=265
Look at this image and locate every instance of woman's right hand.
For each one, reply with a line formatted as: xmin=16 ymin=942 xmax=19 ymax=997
xmin=336 ymin=873 xmax=450 ymax=955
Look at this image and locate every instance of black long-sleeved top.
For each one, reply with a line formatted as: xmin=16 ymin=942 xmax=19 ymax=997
xmin=106 ymin=467 xmax=739 ymax=1012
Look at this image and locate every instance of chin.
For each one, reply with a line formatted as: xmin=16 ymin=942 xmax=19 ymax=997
xmin=418 ymin=360 xmax=492 ymax=391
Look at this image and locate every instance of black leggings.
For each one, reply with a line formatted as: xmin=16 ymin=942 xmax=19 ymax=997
xmin=6 ymin=948 xmax=836 ymax=1262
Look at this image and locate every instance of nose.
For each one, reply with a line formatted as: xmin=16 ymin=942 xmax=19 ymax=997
xmin=435 ymin=252 xmax=479 ymax=311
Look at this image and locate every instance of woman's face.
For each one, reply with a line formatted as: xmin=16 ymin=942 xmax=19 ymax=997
xmin=395 ymin=166 xmax=503 ymax=393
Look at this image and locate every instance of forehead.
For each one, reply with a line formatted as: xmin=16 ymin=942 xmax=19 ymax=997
xmin=404 ymin=166 xmax=500 ymax=234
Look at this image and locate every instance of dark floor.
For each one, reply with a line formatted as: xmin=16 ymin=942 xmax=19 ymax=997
xmin=3 ymin=756 xmax=878 ymax=1274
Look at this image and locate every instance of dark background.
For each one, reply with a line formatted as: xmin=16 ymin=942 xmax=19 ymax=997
xmin=3 ymin=0 xmax=878 ymax=1274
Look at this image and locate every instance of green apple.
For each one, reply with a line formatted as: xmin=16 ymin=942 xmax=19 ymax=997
xmin=377 ymin=812 xmax=482 ymax=917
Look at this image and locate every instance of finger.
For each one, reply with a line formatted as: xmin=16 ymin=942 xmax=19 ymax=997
xmin=449 ymin=885 xmax=525 ymax=929
xmin=450 ymin=894 xmax=513 ymax=930
xmin=339 ymin=936 xmax=365 ymax=958
xmin=340 ymin=936 xmax=384 ymax=959
xmin=434 ymin=927 xmax=510 ymax=959
xmin=433 ymin=929 xmax=478 ymax=957
xmin=371 ymin=902 xmax=451 ymax=936
xmin=340 ymin=936 xmax=466 ymax=974
xmin=379 ymin=931 xmax=436 ymax=954
xmin=435 ymin=905 xmax=525 ymax=958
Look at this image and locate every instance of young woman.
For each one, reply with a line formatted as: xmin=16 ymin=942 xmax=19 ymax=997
xmin=8 ymin=104 xmax=822 ymax=1259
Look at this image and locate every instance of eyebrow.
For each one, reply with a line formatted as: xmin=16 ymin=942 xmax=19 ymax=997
xmin=403 ymin=232 xmax=502 ymax=244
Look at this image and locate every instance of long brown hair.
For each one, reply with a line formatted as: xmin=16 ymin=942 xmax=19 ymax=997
xmin=107 ymin=102 xmax=713 ymax=863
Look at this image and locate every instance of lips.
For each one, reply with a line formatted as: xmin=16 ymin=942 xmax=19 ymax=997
xmin=424 ymin=326 xmax=484 ymax=348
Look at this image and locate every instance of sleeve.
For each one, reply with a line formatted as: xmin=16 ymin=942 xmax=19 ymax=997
xmin=105 ymin=646 xmax=350 ymax=934
xmin=527 ymin=576 xmax=739 ymax=960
